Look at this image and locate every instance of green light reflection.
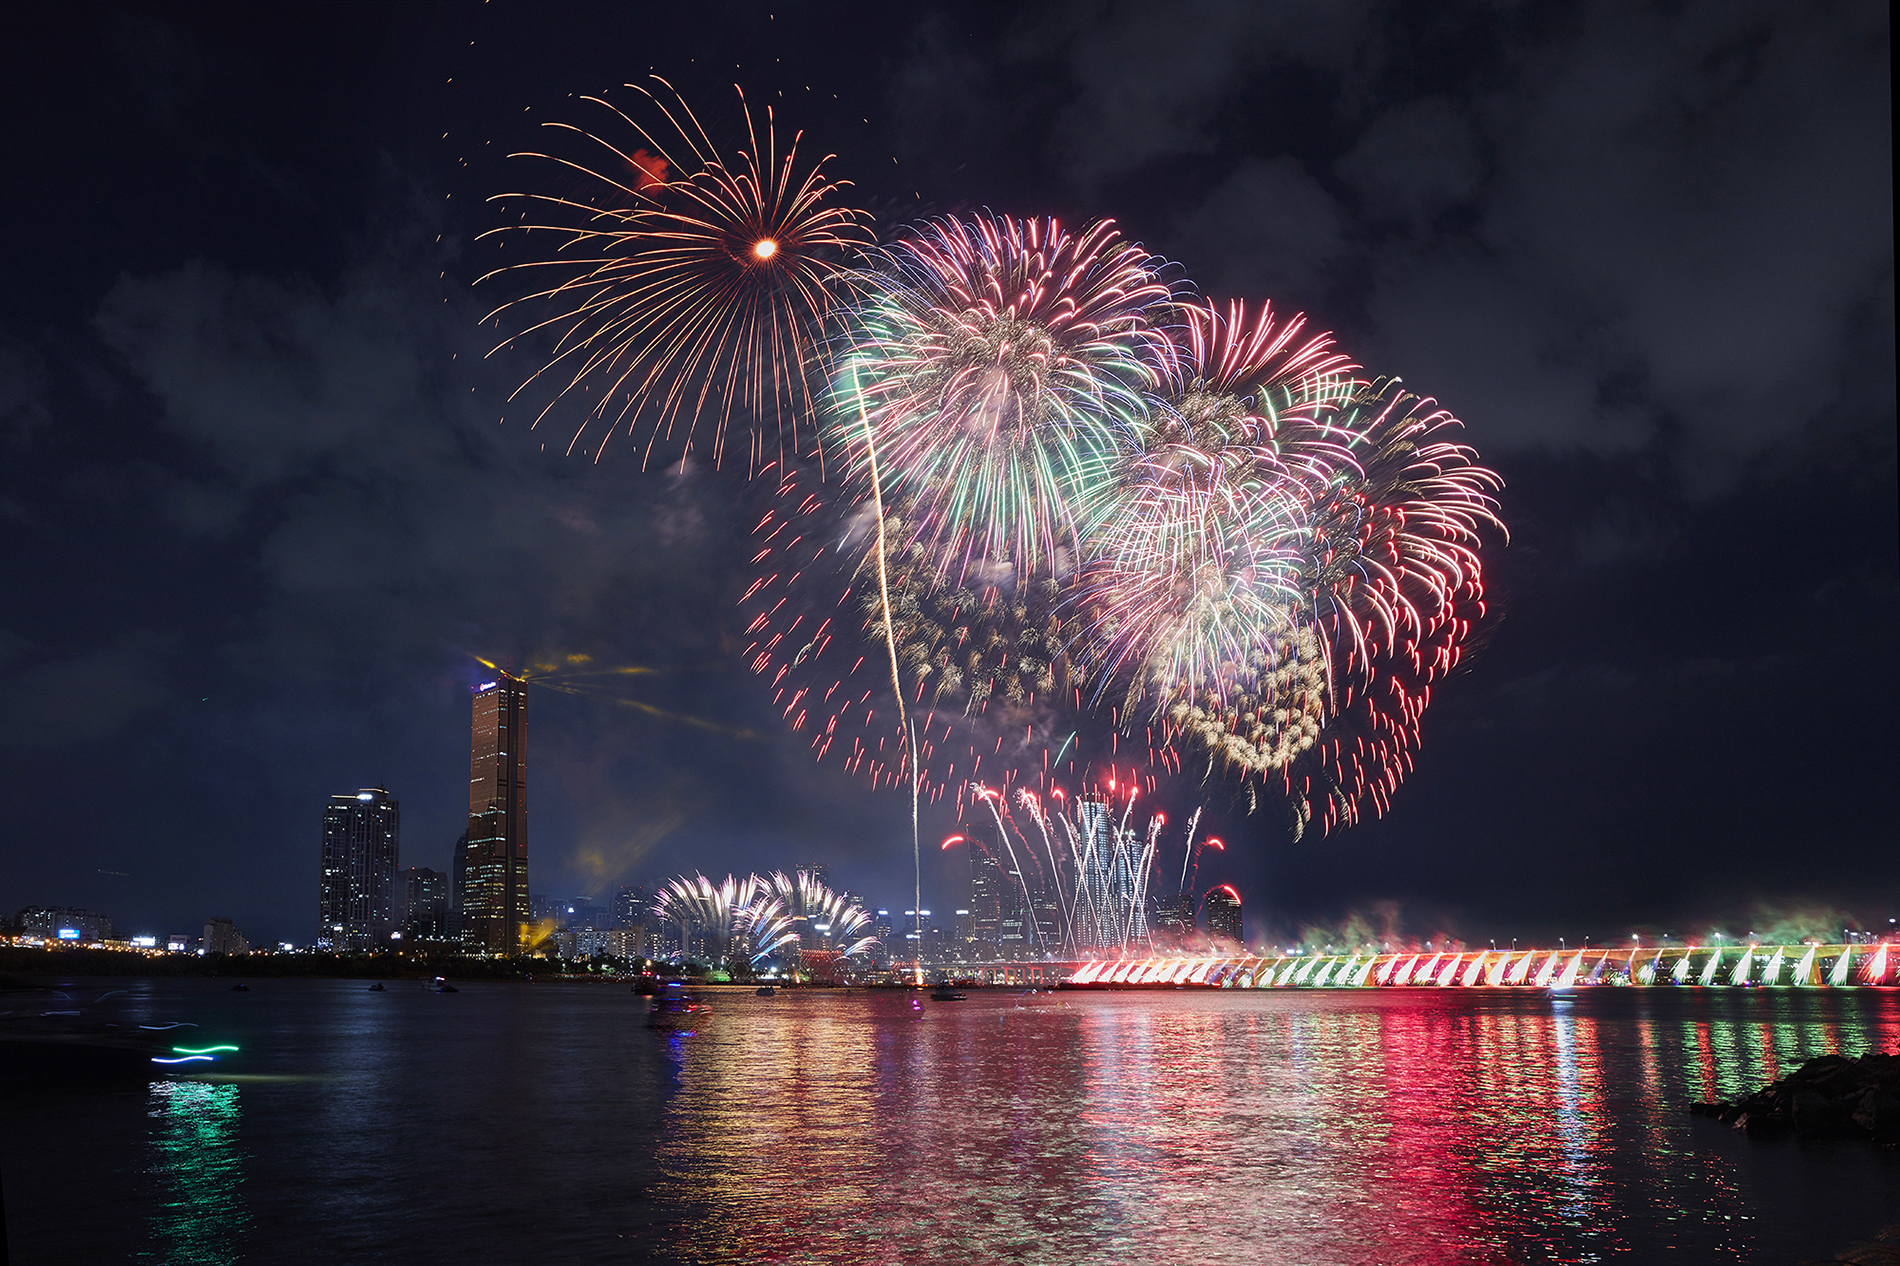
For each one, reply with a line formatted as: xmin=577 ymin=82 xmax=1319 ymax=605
xmin=147 ymin=1080 xmax=249 ymax=1264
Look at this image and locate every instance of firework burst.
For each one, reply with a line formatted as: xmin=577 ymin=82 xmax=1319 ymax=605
xmin=1268 ymin=379 xmax=1502 ymax=833
xmin=741 ymin=460 xmax=1154 ymax=806
xmin=825 ymin=214 xmax=1174 ymax=585
xmin=653 ymin=873 xmax=768 ymax=958
xmin=742 ymin=869 xmax=879 ymax=962
xmin=482 ymin=84 xmax=1503 ymax=843
xmin=1076 ymin=301 xmax=1355 ymax=758
xmin=480 ymin=78 xmax=871 ymax=469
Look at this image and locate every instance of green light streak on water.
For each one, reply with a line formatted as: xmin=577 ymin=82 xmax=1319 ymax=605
xmin=147 ymin=1080 xmax=249 ymax=1263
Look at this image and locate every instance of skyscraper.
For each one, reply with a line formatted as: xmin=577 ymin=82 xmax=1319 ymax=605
xmin=1204 ymin=885 xmax=1243 ymax=944
xmin=462 ymin=674 xmax=530 ymax=953
xmin=969 ymin=849 xmax=1003 ymax=958
xmin=318 ymin=787 xmax=399 ymax=950
xmin=448 ymin=830 xmax=468 ymax=942
xmin=399 ymin=867 xmax=450 ymax=940
xmin=1075 ymin=798 xmax=1145 ymax=949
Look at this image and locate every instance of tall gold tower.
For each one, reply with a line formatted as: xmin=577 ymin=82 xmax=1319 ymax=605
xmin=462 ymin=674 xmax=529 ymax=952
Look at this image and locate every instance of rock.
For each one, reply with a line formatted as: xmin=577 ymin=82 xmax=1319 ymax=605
xmin=1737 ymin=1110 xmax=1794 ymax=1138
xmin=1795 ymin=1088 xmax=1860 ymax=1139
xmin=1722 ymin=1050 xmax=1900 ymax=1143
xmin=1852 ymin=1088 xmax=1900 ymax=1143
xmin=1833 ymin=1245 xmax=1900 ymax=1265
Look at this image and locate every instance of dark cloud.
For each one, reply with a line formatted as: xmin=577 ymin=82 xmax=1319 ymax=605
xmin=1335 ymin=96 xmax=1482 ymax=231
xmin=887 ymin=0 xmax=1893 ymax=476
xmin=1019 ymin=0 xmax=1371 ymax=191
xmin=1167 ymin=156 xmax=1349 ymax=307
xmin=0 ymin=635 xmax=174 ymax=749
xmin=0 ymin=0 xmax=1891 ymax=945
xmin=0 ymin=337 xmax=52 ymax=448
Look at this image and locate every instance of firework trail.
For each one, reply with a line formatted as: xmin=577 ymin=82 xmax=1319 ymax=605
xmin=1175 ymin=806 xmax=1204 ymax=894
xmin=955 ymin=769 xmax=1198 ymax=953
xmin=480 ymin=77 xmax=871 ymax=470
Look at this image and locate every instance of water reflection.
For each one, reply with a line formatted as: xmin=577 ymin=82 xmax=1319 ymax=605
xmin=643 ymin=989 xmax=1899 ymax=1265
xmin=147 ymin=1079 xmax=248 ymax=1264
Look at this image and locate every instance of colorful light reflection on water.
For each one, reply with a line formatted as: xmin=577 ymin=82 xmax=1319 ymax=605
xmin=2 ymin=981 xmax=1895 ymax=1263
xmin=651 ymin=989 xmax=1899 ymax=1264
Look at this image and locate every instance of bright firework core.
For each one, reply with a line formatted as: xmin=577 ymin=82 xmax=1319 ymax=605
xmin=752 ymin=238 xmax=778 ymax=260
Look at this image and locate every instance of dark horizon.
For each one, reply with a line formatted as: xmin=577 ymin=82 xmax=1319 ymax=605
xmin=2 ymin=1 xmax=1892 ymax=949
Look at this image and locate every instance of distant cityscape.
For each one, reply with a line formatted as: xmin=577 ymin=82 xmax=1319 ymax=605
xmin=6 ymin=671 xmax=1246 ymax=965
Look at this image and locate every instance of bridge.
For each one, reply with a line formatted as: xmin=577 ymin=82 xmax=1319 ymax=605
xmin=941 ymin=942 xmax=1896 ymax=989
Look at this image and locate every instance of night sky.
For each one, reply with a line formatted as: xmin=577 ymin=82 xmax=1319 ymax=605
xmin=4 ymin=1 xmax=1892 ymax=949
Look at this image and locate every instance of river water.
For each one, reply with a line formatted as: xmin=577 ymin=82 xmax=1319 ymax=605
xmin=4 ymin=979 xmax=1897 ymax=1263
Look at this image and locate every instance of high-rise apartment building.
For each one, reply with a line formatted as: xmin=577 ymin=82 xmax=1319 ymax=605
xmin=462 ymin=675 xmax=530 ymax=953
xmin=19 ymin=906 xmax=113 ymax=942
xmin=1204 ymin=885 xmax=1243 ymax=944
xmin=318 ymin=787 xmax=400 ymax=950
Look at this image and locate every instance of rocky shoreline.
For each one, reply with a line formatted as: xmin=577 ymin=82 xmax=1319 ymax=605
xmin=1690 ymin=1051 xmax=1899 ymax=1141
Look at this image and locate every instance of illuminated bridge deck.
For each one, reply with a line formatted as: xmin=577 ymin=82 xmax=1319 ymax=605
xmin=952 ymin=943 xmax=1897 ymax=989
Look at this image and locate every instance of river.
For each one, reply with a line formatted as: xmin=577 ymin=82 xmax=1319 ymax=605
xmin=3 ymin=978 xmax=1896 ymax=1263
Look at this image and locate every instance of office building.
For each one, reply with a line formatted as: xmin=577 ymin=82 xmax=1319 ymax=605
xmin=400 ymin=867 xmax=450 ymax=940
xmin=449 ymin=830 xmax=468 ymax=940
xmin=1204 ymin=885 xmax=1243 ymax=944
xmin=968 ymin=850 xmax=1003 ymax=958
xmin=318 ymin=787 xmax=400 ymax=950
xmin=462 ymin=674 xmax=530 ymax=953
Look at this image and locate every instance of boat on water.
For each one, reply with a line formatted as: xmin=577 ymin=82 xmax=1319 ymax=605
xmin=756 ymin=985 xmax=776 ymax=997
xmin=431 ymin=977 xmax=459 ymax=994
xmin=930 ymin=984 xmax=967 ymax=1001
xmin=647 ymin=981 xmax=711 ymax=1029
xmin=367 ymin=982 xmax=386 ymax=992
